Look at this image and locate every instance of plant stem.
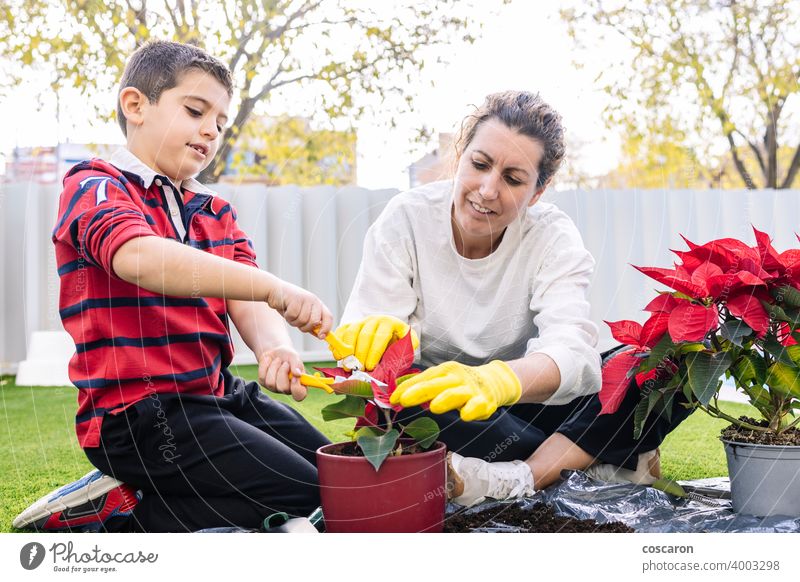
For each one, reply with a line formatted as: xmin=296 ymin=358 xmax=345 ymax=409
xmin=382 ymin=407 xmax=393 ymax=432
xmin=782 ymin=414 xmax=800 ymax=432
xmin=698 ymin=402 xmax=770 ymax=432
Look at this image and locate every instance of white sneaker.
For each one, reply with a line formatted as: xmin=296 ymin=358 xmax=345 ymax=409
xmin=447 ymin=452 xmax=535 ymax=507
xmin=584 ymin=449 xmax=661 ymax=485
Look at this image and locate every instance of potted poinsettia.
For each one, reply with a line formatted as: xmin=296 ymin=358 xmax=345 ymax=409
xmin=600 ymin=227 xmax=800 ymax=517
xmin=314 ymin=332 xmax=447 ymax=532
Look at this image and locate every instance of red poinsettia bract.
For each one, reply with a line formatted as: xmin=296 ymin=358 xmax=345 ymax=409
xmin=598 ymin=227 xmax=800 ymax=416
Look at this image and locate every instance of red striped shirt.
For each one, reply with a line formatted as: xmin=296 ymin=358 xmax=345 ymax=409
xmin=52 ymin=154 xmax=257 ymax=448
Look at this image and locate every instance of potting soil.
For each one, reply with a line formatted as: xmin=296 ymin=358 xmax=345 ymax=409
xmin=444 ymin=501 xmax=633 ymax=532
xmin=721 ymin=418 xmax=800 ymax=446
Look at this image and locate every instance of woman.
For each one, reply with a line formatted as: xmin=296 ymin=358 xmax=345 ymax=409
xmin=336 ymin=91 xmax=671 ymax=507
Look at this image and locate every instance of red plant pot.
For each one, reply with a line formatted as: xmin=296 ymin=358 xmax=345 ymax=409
xmin=316 ymin=440 xmax=447 ymax=533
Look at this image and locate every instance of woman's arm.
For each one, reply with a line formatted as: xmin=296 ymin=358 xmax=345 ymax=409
xmin=521 ymin=226 xmax=601 ymax=405
xmin=507 ymin=353 xmax=561 ymax=403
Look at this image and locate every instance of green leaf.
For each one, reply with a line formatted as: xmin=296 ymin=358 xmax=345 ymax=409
xmin=677 ymin=342 xmax=706 ymax=354
xmin=656 ymin=388 xmax=680 ymax=423
xmin=321 ymin=395 xmax=366 ymax=421
xmin=732 ymin=353 xmax=767 ymax=386
xmin=741 ymin=384 xmax=774 ymax=415
xmin=761 ymin=300 xmax=792 ymax=323
xmin=632 ymin=388 xmax=664 ymax=439
xmin=643 ymin=334 xmax=677 ymax=370
xmin=762 ymin=301 xmax=800 ymax=329
xmin=763 ymin=336 xmax=796 ymax=366
xmin=354 ymin=426 xmax=384 ymax=439
xmin=766 ymin=362 xmax=800 ymax=399
xmin=632 ymin=390 xmax=655 ymax=440
xmin=651 ymin=479 xmax=687 ymax=498
xmin=357 ymin=429 xmax=400 ymax=471
xmin=787 ymin=345 xmax=800 ymax=366
xmin=772 ymin=285 xmax=800 ymax=308
xmin=401 ymin=417 xmax=440 ymax=449
xmin=685 ymin=352 xmax=732 ymax=405
xmin=331 ymin=379 xmax=374 ymax=398
xmin=719 ymin=320 xmax=753 ymax=347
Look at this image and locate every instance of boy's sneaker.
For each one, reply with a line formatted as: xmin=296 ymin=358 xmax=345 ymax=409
xmin=446 ymin=452 xmax=535 ymax=507
xmin=584 ymin=449 xmax=661 ymax=486
xmin=12 ymin=470 xmax=140 ymax=532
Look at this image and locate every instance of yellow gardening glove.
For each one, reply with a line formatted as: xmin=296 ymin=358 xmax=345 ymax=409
xmin=334 ymin=315 xmax=420 ymax=371
xmin=389 ymin=360 xmax=522 ymax=422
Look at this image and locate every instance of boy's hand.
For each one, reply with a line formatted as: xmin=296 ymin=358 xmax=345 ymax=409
xmin=266 ymin=281 xmax=333 ymax=338
xmin=257 ymin=346 xmax=308 ymax=402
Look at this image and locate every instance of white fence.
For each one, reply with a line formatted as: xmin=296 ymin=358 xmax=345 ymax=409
xmin=2 ymin=181 xmax=799 ymax=377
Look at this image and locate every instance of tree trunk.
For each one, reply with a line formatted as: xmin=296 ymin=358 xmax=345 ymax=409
xmin=765 ymin=105 xmax=779 ymax=189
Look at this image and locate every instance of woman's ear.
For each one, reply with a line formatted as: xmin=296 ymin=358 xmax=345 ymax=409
xmin=118 ymin=87 xmax=147 ymax=129
xmin=528 ymin=179 xmax=551 ymax=207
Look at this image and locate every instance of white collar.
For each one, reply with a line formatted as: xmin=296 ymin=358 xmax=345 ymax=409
xmin=108 ymin=148 xmax=215 ymax=196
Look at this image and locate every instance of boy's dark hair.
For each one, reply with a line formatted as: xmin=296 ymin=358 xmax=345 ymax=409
xmin=116 ymin=40 xmax=234 ymax=136
xmin=455 ymin=91 xmax=566 ymax=188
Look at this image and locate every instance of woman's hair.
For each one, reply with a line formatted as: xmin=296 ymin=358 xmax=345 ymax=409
xmin=454 ymin=91 xmax=566 ymax=188
xmin=116 ymin=40 xmax=234 ymax=136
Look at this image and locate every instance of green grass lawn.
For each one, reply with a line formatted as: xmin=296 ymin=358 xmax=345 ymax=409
xmin=0 ymin=366 xmax=755 ymax=533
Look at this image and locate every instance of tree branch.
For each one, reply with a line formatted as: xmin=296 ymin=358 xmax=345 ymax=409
xmin=735 ymin=129 xmax=766 ymax=175
xmin=228 ymin=0 xmax=322 ymax=79
xmin=122 ymin=0 xmax=148 ymax=40
xmin=724 ymin=129 xmax=757 ymax=189
xmin=163 ymin=0 xmax=182 ymax=35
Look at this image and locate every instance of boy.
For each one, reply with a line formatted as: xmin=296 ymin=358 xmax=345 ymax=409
xmin=13 ymin=40 xmax=333 ymax=532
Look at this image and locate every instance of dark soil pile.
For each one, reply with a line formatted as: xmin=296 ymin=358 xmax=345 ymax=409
xmin=721 ymin=417 xmax=800 ymax=446
xmin=444 ymin=502 xmax=634 ymax=533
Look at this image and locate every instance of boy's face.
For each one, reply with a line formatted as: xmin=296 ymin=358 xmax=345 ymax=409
xmin=128 ymin=69 xmax=231 ymax=183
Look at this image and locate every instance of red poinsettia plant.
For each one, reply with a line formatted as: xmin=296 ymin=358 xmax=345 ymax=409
xmin=316 ymin=332 xmax=440 ymax=470
xmin=600 ymin=227 xmax=800 ymax=438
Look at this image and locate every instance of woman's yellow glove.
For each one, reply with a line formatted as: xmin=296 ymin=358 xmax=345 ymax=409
xmin=389 ymin=360 xmax=522 ymax=422
xmin=334 ymin=315 xmax=420 ymax=371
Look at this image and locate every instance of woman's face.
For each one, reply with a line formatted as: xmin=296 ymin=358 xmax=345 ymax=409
xmin=451 ymin=119 xmax=546 ymax=257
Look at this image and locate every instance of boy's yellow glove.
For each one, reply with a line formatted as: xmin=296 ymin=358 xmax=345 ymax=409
xmin=389 ymin=360 xmax=522 ymax=422
xmin=334 ymin=315 xmax=419 ymax=371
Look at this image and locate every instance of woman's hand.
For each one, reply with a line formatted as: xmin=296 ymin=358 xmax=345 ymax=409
xmin=334 ymin=315 xmax=419 ymax=370
xmin=257 ymin=345 xmax=307 ymax=402
xmin=390 ymin=360 xmax=522 ymax=421
xmin=266 ymin=281 xmax=333 ymax=337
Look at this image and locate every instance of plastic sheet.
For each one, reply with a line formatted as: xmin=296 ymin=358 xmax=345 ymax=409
xmin=446 ymin=471 xmax=800 ymax=533
xmin=195 ymin=471 xmax=800 ymax=533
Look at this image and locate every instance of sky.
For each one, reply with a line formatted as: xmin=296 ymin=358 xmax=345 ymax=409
xmin=0 ymin=1 xmax=626 ymax=190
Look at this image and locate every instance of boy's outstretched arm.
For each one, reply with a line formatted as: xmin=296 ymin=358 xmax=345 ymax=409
xmin=112 ymin=235 xmax=333 ymax=336
xmin=227 ymin=298 xmax=310 ymax=401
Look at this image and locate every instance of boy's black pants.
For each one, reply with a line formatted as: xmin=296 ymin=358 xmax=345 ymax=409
xmin=85 ymin=369 xmax=330 ymax=532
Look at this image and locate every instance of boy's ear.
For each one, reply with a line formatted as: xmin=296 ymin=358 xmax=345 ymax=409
xmin=118 ymin=87 xmax=147 ymax=129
